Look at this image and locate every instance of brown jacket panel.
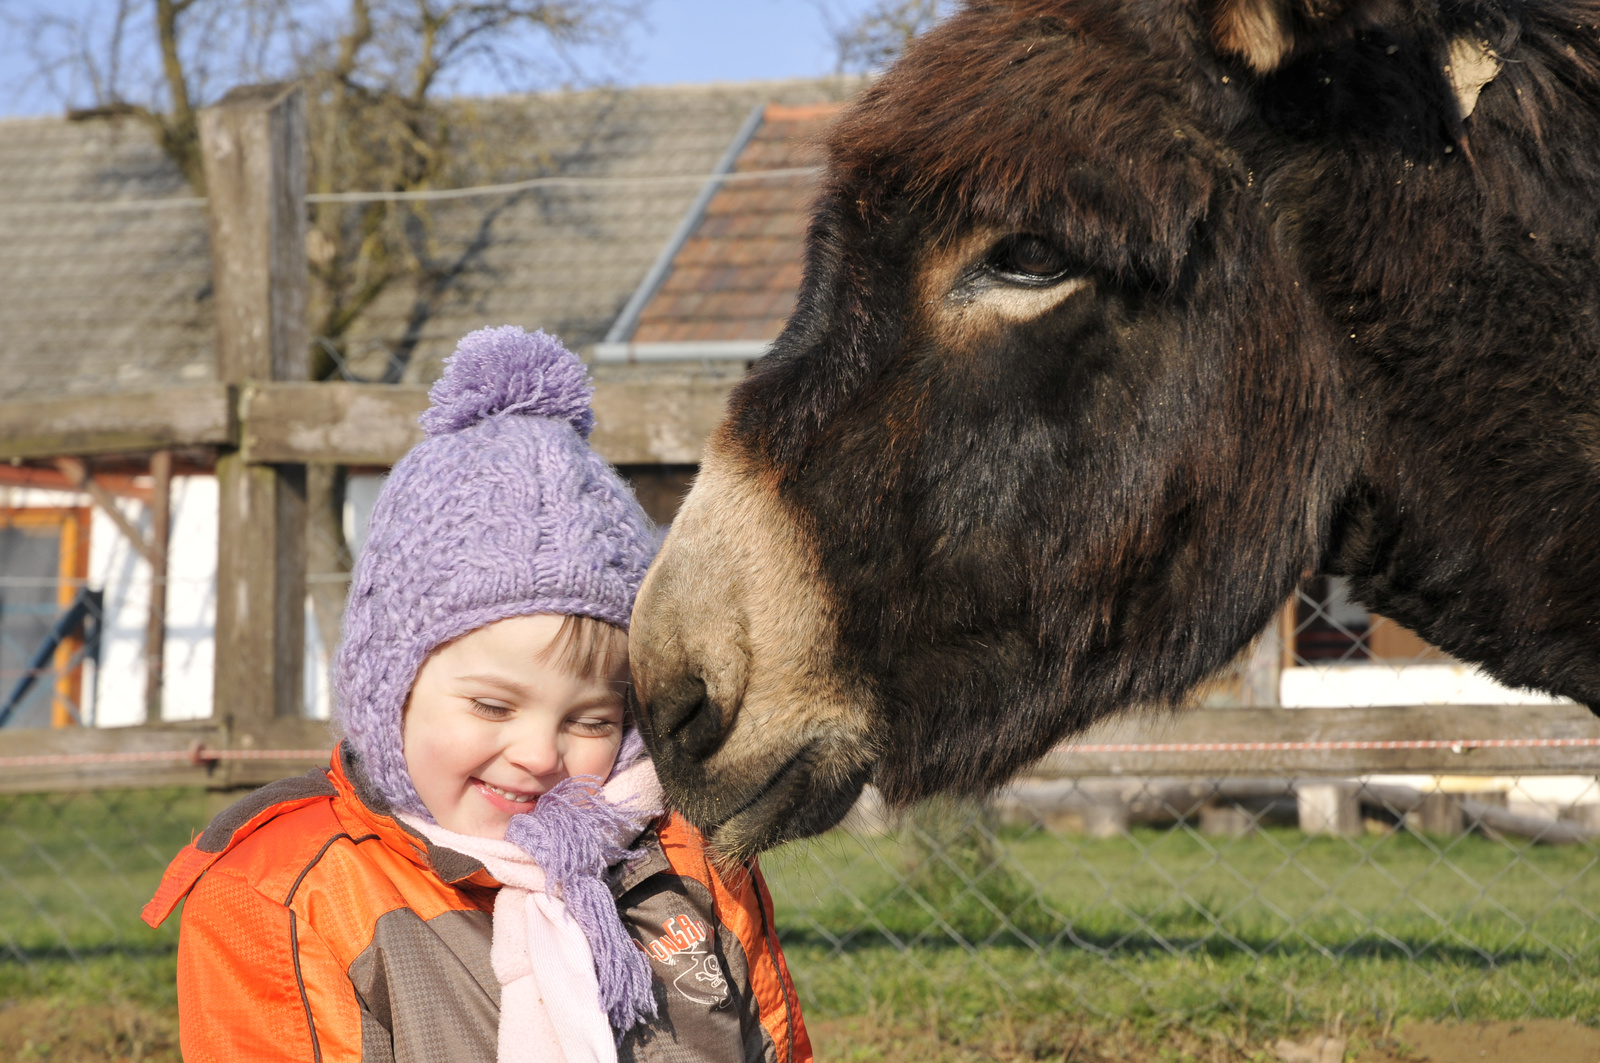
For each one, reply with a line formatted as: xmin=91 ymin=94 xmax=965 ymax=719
xmin=346 ymin=908 xmax=499 ymax=1063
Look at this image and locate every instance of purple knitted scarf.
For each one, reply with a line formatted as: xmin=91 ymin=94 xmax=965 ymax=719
xmin=502 ymin=729 xmax=658 ymax=1033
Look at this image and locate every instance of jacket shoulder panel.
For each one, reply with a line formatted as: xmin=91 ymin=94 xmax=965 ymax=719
xmin=285 ymin=830 xmax=495 ymax=967
xmin=347 ymin=907 xmax=499 ymax=1063
xmin=206 ymin=798 xmax=355 ymax=905
xmin=199 ymin=768 xmax=338 ymax=853
xmin=332 ymin=743 xmax=494 ymax=888
xmin=612 ymin=818 xmax=673 ymax=899
xmin=143 ymin=782 xmax=339 ymax=929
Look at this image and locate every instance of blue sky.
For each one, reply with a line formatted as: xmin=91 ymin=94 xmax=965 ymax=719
xmin=0 ymin=0 xmax=877 ymax=117
xmin=623 ymin=0 xmax=862 ymax=86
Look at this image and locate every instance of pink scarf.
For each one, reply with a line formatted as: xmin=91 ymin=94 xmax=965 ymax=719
xmin=400 ymin=755 xmax=663 ymax=1063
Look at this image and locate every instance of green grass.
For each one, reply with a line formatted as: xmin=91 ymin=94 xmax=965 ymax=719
xmin=0 ymin=788 xmax=204 ymax=1009
xmin=4 ymin=787 xmax=1599 ymax=1049
xmin=761 ymin=802 xmax=1600 ymax=1041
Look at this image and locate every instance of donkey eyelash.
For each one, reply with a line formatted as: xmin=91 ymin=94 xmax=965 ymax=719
xmin=984 ymin=234 xmax=1076 ymax=288
xmin=945 ymin=235 xmax=1080 ymax=306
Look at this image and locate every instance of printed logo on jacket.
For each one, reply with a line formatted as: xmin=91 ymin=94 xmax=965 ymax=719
xmin=640 ymin=915 xmax=729 ymax=1007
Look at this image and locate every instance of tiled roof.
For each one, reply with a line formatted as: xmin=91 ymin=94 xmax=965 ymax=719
xmin=625 ymin=102 xmax=840 ymax=345
xmin=0 ymin=80 xmax=858 ymax=402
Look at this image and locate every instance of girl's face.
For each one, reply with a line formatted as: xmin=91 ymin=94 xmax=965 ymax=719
xmin=402 ymin=614 xmax=627 ymax=839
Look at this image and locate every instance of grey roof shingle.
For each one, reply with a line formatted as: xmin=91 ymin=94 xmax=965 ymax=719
xmin=0 ymin=78 xmax=858 ymax=402
xmin=0 ymin=117 xmax=214 ymax=400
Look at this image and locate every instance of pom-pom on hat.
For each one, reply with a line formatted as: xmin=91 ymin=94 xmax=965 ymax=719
xmin=334 ymin=326 xmax=657 ymax=814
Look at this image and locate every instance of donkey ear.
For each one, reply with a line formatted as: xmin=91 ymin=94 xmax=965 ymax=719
xmin=1202 ymin=0 xmax=1408 ymax=74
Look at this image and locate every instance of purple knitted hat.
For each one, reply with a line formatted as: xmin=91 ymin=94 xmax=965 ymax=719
xmin=333 ymin=326 xmax=658 ymax=813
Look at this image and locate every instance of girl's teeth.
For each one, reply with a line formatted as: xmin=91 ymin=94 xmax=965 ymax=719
xmin=482 ymin=781 xmax=535 ymax=803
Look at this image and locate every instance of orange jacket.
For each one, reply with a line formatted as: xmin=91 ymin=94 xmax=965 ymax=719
xmin=144 ymin=744 xmax=811 ymax=1063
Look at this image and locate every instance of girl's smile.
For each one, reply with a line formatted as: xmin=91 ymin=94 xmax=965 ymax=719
xmin=474 ymin=778 xmax=540 ymax=812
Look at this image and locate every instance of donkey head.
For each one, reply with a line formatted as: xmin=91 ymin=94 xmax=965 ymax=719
xmin=630 ymin=0 xmax=1500 ymax=857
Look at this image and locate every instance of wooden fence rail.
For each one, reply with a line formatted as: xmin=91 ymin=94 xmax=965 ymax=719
xmin=1 ymin=703 xmax=1595 ymax=796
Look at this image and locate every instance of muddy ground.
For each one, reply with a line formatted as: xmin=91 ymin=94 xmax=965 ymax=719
xmin=2 ymin=998 xmax=1595 ymax=1062
xmin=809 ymin=1015 xmax=1600 ymax=1062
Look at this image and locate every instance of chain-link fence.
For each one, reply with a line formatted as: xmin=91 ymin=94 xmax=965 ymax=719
xmin=2 ymin=563 xmax=1597 ymax=1051
xmin=1 ymin=769 xmax=1596 ymax=1036
xmin=0 ymin=787 xmax=204 ymax=1005
xmin=764 ymin=772 xmax=1600 ymax=1037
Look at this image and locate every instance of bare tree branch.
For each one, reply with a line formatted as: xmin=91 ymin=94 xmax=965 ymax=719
xmin=11 ymin=0 xmax=644 ymax=643
xmin=151 ymin=0 xmax=202 ymax=187
xmin=822 ymin=0 xmax=948 ymax=73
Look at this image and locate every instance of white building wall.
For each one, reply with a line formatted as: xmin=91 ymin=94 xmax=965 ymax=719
xmin=5 ymin=475 xmax=333 ymax=726
xmin=305 ymin=594 xmax=331 ymax=721
xmin=1280 ymin=663 xmax=1570 ymax=709
xmin=88 ymin=476 xmax=218 ymax=726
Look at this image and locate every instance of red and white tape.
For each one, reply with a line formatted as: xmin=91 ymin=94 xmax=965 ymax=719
xmin=4 ymin=736 xmax=1600 ymax=773
xmin=0 ymin=744 xmax=332 ymax=770
xmin=1057 ymin=737 xmax=1600 ymax=755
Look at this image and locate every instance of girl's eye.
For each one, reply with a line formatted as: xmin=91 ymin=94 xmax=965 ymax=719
xmin=570 ymin=718 xmax=617 ymax=737
xmin=470 ymin=699 xmax=514 ymax=719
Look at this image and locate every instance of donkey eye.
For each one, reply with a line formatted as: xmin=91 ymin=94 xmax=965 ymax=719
xmin=989 ymin=235 xmax=1072 ymax=285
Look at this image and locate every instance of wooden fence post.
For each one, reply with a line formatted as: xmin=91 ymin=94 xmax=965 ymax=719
xmin=144 ymin=450 xmax=171 ymax=721
xmin=200 ymin=84 xmax=310 ymax=745
xmin=1297 ymin=782 xmax=1363 ymax=837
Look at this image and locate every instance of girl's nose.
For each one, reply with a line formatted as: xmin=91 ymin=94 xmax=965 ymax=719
xmin=503 ymin=725 xmax=562 ymax=780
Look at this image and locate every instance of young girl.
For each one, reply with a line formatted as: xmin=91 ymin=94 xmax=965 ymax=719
xmin=143 ymin=327 xmax=812 ymax=1063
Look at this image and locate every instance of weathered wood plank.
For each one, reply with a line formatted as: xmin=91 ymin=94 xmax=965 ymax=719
xmin=214 ymin=457 xmax=307 ymax=729
xmin=2 ymin=705 xmax=1593 ymax=794
xmin=1031 ymin=703 xmax=1600 ymax=776
xmin=201 ymin=83 xmax=309 ymax=384
xmin=241 ymin=382 xmax=428 ymax=464
xmin=0 ymin=371 xmax=735 ymax=465
xmin=145 ymin=450 xmax=173 ymax=721
xmin=0 ymin=385 xmax=234 ymax=460
xmin=240 ymin=375 xmax=739 ymax=466
xmin=590 ymin=375 xmax=737 ymax=465
xmin=216 ymin=716 xmax=338 ymax=789
xmin=202 ymin=84 xmax=311 ymax=734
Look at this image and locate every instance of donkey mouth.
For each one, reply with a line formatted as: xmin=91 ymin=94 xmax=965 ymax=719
xmin=689 ymin=743 xmax=872 ymax=859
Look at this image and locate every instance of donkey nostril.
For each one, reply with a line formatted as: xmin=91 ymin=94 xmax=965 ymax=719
xmin=653 ymin=674 xmax=724 ymax=762
xmin=646 ymin=672 xmax=729 ymax=765
xmin=676 ymin=694 xmax=725 ymax=761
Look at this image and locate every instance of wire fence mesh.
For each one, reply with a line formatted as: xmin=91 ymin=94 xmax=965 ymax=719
xmin=1 ymin=540 xmax=1597 ymax=1045
xmin=764 ymin=773 xmax=1600 ymax=1037
xmin=1 ymin=771 xmax=1596 ymax=1035
xmin=0 ymin=787 xmax=204 ymax=1005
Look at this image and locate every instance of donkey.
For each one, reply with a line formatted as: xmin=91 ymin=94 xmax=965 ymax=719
xmin=629 ymin=0 xmax=1600 ymax=857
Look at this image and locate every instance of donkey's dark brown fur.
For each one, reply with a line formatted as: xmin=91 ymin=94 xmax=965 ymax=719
xmin=630 ymin=0 xmax=1600 ymax=857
